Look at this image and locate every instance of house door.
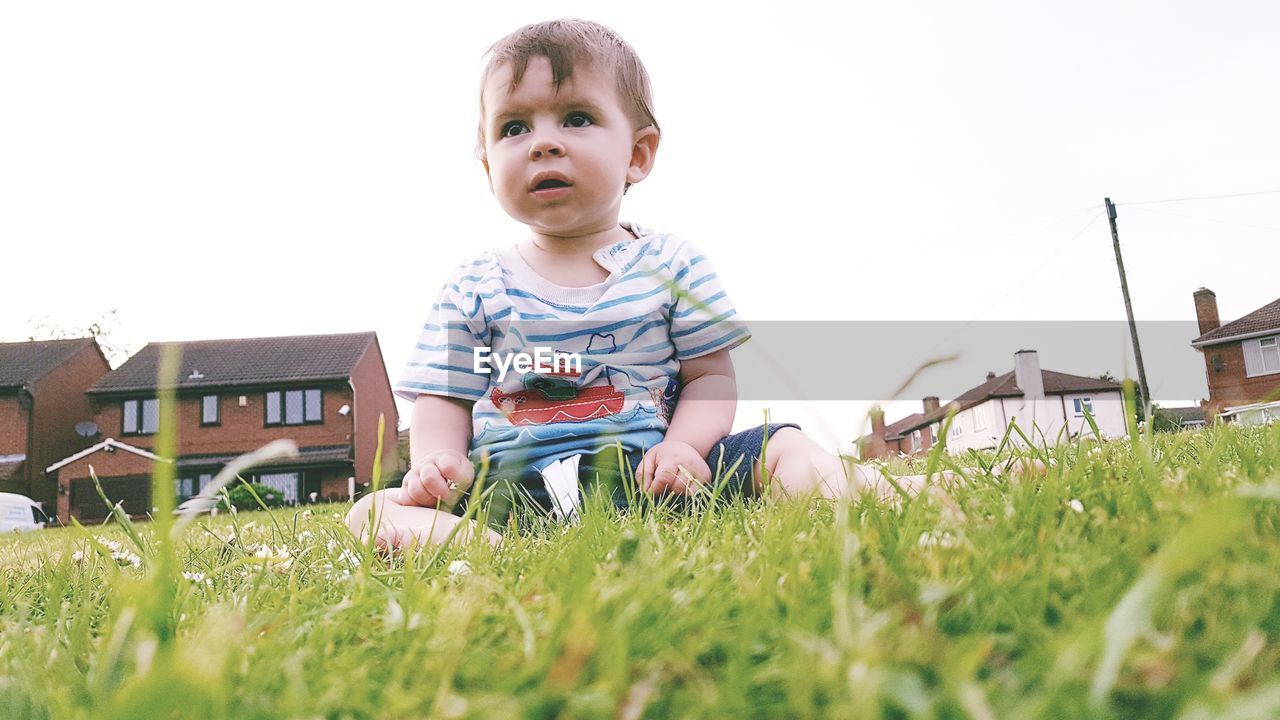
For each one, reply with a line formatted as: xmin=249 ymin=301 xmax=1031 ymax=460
xmin=257 ymin=472 xmax=300 ymax=505
xmin=70 ymin=476 xmax=152 ymax=522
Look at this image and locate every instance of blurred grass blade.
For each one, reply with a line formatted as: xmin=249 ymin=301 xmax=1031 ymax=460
xmin=171 ymin=439 xmax=299 ymax=538
xmin=1091 ymin=485 xmax=1280 ymax=706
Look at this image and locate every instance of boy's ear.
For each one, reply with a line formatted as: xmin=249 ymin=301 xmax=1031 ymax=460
xmin=480 ymin=153 xmax=493 ymax=191
xmin=625 ymin=126 xmax=660 ymax=185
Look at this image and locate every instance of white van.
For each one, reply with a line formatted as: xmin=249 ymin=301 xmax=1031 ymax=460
xmin=0 ymin=493 xmax=52 ymax=532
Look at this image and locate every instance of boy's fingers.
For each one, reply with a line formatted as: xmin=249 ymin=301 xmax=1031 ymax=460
xmin=399 ymin=478 xmax=432 ymax=508
xmin=402 ymin=466 xmax=441 ymax=507
xmin=674 ymin=465 xmax=705 ymax=494
xmin=419 ymin=464 xmax=451 ymax=504
xmin=650 ymin=462 xmax=678 ymax=495
xmin=639 ymin=451 xmax=658 ymax=492
xmin=436 ymin=453 xmax=473 ymax=486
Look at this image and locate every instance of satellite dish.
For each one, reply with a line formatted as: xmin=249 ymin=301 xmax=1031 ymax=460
xmin=74 ymin=421 xmax=100 ymax=438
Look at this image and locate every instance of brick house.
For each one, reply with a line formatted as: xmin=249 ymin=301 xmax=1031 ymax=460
xmin=1191 ymin=288 xmax=1280 ymax=420
xmin=0 ymin=338 xmax=111 ymax=510
xmin=45 ymin=439 xmax=171 ymax=522
xmin=858 ymin=398 xmax=942 ymax=460
xmin=48 ymin=332 xmax=398 ymax=524
xmin=859 ymin=350 xmax=1126 ymax=459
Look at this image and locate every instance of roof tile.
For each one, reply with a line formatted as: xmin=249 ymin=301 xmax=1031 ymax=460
xmin=0 ymin=338 xmax=97 ymax=389
xmin=88 ymin=332 xmax=376 ymax=395
xmin=1194 ymin=297 xmax=1280 ymax=345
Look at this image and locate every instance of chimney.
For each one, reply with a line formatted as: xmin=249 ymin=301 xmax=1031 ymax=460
xmin=922 ymin=396 xmax=940 ymax=415
xmin=1193 ymin=287 xmax=1220 ymax=336
xmin=985 ymin=371 xmax=996 ymax=381
xmin=865 ymin=407 xmax=888 ymax=459
xmin=1013 ymin=349 xmax=1044 ymax=398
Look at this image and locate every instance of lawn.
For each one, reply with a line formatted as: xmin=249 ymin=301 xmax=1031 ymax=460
xmin=1 ymin=422 xmax=1279 ymax=719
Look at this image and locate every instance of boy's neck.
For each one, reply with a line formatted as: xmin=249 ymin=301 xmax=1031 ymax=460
xmin=528 ymin=222 xmax=634 ymax=258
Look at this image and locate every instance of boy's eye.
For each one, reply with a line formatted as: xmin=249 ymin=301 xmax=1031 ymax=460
xmin=564 ymin=112 xmax=593 ymax=128
xmin=500 ymin=121 xmax=528 ymax=138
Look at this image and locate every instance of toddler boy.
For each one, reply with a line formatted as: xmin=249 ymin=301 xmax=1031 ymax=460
xmin=349 ymin=19 xmax=885 ymax=548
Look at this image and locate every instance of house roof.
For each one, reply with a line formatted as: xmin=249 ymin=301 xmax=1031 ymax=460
xmin=883 ymin=413 xmax=926 ymax=441
xmin=888 ymin=368 xmax=1123 ymax=435
xmin=0 ymin=338 xmax=98 ymax=390
xmin=0 ymin=454 xmax=26 ymax=480
xmin=175 ymin=444 xmax=352 ymax=469
xmin=45 ymin=438 xmax=170 ymax=474
xmin=1193 ymin=296 xmax=1280 ymax=346
xmin=1161 ymin=406 xmax=1206 ymax=424
xmin=88 ymin=332 xmax=376 ymax=395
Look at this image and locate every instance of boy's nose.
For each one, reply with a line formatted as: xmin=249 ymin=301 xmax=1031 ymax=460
xmin=528 ymin=135 xmax=565 ymax=160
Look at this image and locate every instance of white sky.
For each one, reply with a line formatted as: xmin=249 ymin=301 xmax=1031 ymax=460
xmin=3 ymin=1 xmax=1278 ymax=449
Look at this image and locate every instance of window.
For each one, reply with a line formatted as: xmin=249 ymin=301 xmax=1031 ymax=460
xmin=265 ymin=389 xmax=323 ymax=426
xmin=122 ymin=398 xmax=159 ymax=435
xmin=1073 ymin=397 xmax=1094 ymax=416
xmin=1245 ymin=336 xmax=1280 ymax=377
xmin=972 ymin=405 xmax=987 ymax=431
xmin=911 ymin=430 xmax=922 ymax=452
xmin=201 ymin=395 xmax=219 ymax=426
xmin=950 ymin=417 xmax=962 ymax=438
xmin=174 ymin=473 xmax=214 ymax=501
xmin=257 ymin=471 xmax=300 ymax=504
xmin=930 ymin=425 xmax=938 ymax=444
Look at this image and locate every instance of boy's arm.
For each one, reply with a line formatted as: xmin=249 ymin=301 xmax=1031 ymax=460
xmin=401 ymin=394 xmax=475 ymax=507
xmin=409 ymin=394 xmax=474 ymax=465
xmin=641 ymin=348 xmax=736 ymax=493
xmin=663 ymin=348 xmax=736 ymax=456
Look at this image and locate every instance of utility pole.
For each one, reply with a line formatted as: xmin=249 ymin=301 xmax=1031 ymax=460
xmin=1105 ymin=197 xmax=1151 ymax=413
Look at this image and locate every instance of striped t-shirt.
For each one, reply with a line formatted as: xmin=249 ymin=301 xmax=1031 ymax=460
xmin=396 ymin=222 xmax=750 ymax=476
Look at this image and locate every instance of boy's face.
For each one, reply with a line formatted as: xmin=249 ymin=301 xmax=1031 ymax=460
xmin=480 ymin=56 xmax=658 ymax=237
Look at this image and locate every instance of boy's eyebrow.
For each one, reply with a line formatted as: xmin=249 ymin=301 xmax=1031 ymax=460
xmin=488 ymin=98 xmax=611 ymax=124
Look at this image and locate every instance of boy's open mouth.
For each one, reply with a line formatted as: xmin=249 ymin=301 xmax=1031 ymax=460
xmin=529 ymin=172 xmax=573 ymax=192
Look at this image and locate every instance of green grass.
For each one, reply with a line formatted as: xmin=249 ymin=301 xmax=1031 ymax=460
xmin=2 ymin=423 xmax=1280 ymax=719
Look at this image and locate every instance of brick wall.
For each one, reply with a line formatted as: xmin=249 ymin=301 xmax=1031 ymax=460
xmin=1200 ymin=341 xmax=1280 ymax=416
xmin=29 ymin=343 xmax=111 ymax=509
xmin=92 ymin=384 xmax=355 ymax=458
xmin=0 ymin=395 xmax=27 ymax=458
xmin=55 ymin=445 xmax=159 ymax=523
xmin=350 ymin=340 xmax=400 ymax=488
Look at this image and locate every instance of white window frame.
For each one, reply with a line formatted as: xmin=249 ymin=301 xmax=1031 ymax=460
xmin=1245 ymin=335 xmax=1280 ymax=377
xmin=257 ymin=471 xmax=301 ymax=504
xmin=1073 ymin=397 xmax=1094 ymax=417
xmin=201 ymin=394 xmax=219 ymax=426
xmin=123 ymin=398 xmax=159 ymax=435
xmin=265 ymin=388 xmax=323 ymax=426
xmin=972 ymin=404 xmax=988 ymax=431
xmin=911 ymin=430 xmax=922 ymax=452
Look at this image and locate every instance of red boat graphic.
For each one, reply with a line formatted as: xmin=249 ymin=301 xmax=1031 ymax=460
xmin=490 ymin=384 xmax=625 ymax=425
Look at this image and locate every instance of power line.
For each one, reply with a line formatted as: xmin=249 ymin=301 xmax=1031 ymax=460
xmin=914 ymin=210 xmax=1107 ymax=368
xmin=1118 ymin=188 xmax=1280 ymax=207
xmin=967 ymin=211 xmax=1105 ymax=323
xmin=1123 ymin=204 xmax=1280 ymax=233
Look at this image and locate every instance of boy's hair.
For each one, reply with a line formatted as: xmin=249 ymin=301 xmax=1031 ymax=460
xmin=476 ymin=18 xmax=661 ymax=160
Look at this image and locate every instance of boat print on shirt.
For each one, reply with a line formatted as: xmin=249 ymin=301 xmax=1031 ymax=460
xmin=490 ymin=366 xmax=626 ymax=425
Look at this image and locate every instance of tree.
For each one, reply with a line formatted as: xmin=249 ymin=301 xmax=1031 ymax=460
xmin=27 ymin=309 xmax=138 ymax=368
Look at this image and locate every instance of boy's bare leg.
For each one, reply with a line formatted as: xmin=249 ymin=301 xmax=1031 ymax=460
xmin=753 ymin=428 xmax=1045 ymax=501
xmin=752 ymin=428 xmax=937 ymax=500
xmin=346 ymin=489 xmax=502 ymax=549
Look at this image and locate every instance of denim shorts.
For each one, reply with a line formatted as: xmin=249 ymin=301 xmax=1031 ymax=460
xmin=457 ymin=422 xmax=801 ymax=523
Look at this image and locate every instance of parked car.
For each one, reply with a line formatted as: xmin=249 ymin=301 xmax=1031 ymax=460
xmin=0 ymin=492 xmax=53 ymax=532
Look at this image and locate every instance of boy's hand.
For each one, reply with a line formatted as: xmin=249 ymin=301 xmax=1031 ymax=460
xmin=400 ymin=449 xmax=473 ymax=508
xmin=640 ymin=441 xmax=712 ymax=495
